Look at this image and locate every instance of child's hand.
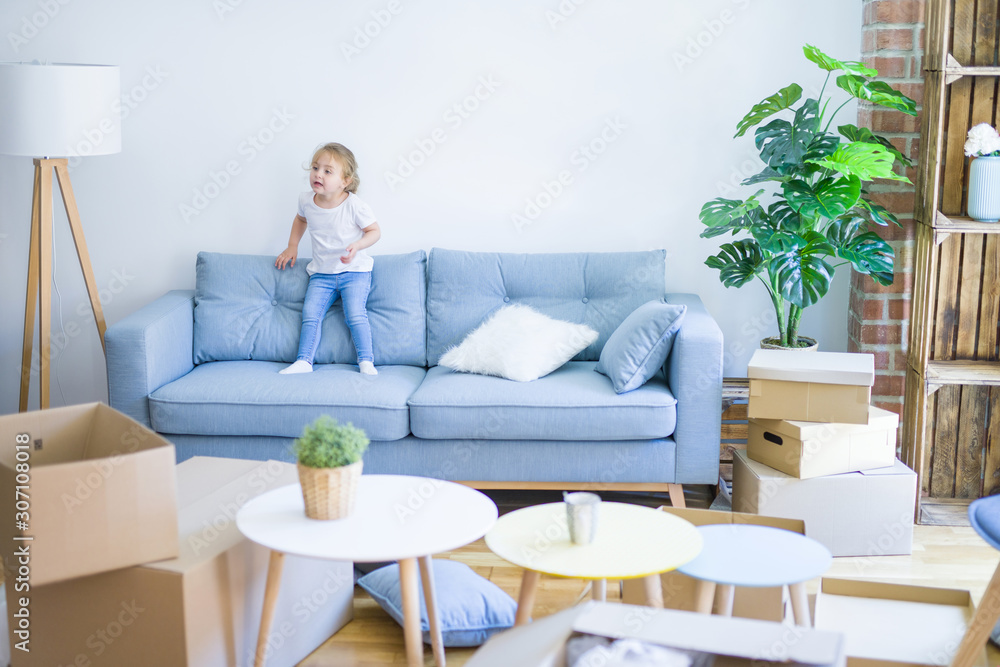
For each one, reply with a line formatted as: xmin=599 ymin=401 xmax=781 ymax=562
xmin=341 ymin=243 xmax=358 ymax=264
xmin=275 ymin=247 xmax=297 ymax=270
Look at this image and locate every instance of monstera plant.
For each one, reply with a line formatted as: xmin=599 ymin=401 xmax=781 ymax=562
xmin=700 ymin=45 xmax=917 ymax=348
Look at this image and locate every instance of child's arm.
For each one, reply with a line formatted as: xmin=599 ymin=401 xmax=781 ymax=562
xmin=276 ymin=215 xmax=307 ymax=269
xmin=341 ymin=222 xmax=381 ymax=263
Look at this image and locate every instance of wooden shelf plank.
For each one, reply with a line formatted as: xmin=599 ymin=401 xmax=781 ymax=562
xmin=926 ymin=360 xmax=1000 ymax=386
xmin=935 ymin=212 xmax=1000 ymax=233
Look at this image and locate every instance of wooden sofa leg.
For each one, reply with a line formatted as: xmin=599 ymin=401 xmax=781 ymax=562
xmin=667 ymin=483 xmax=685 ymax=508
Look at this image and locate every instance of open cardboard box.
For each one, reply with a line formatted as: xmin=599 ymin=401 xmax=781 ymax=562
xmin=622 ymin=507 xmax=805 ymax=621
xmin=0 ymin=403 xmax=179 ymax=586
xmin=732 ymin=450 xmax=915 ymax=557
xmin=748 ymin=349 xmax=875 ymax=424
xmin=467 ymin=601 xmax=846 ymax=667
xmin=813 ymin=578 xmax=985 ymax=667
xmin=6 ymin=457 xmax=353 ymax=667
xmin=748 ymin=407 xmax=899 ymax=479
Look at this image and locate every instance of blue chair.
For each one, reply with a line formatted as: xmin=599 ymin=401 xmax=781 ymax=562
xmin=952 ymin=495 xmax=1000 ymax=667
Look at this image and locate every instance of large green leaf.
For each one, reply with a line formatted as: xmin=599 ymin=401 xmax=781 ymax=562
xmin=755 ymin=100 xmax=819 ymax=170
xmin=803 ymin=44 xmax=878 ymax=77
xmin=698 ymin=191 xmax=765 ymax=238
xmin=857 ymin=198 xmax=900 ymax=227
xmin=826 ymin=217 xmax=895 ymax=285
xmin=806 ymin=141 xmax=911 ymax=182
xmin=772 ymin=233 xmax=835 ymax=307
xmin=767 ymin=201 xmax=805 ymax=233
xmin=735 ymin=84 xmax=803 ymax=138
xmin=782 ymin=175 xmax=862 ymax=219
xmin=705 ymin=240 xmax=765 ymax=288
xmin=741 ymin=166 xmax=788 ymax=186
xmin=838 ymin=124 xmax=912 ymax=167
xmin=836 ymin=75 xmax=918 ymax=115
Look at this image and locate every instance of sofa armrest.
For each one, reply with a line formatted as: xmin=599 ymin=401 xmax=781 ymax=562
xmin=105 ymin=290 xmax=195 ymax=427
xmin=664 ymin=292 xmax=723 ymax=484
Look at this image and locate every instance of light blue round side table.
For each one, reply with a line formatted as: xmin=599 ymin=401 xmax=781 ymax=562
xmin=677 ymin=524 xmax=833 ymax=626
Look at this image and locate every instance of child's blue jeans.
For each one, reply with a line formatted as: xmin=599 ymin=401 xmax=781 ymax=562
xmin=296 ymin=270 xmax=373 ymax=364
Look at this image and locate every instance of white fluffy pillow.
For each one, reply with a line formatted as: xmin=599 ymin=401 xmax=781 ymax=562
xmin=439 ymin=305 xmax=599 ymax=382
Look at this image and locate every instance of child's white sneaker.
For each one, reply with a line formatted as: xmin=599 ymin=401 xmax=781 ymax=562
xmin=279 ymin=360 xmax=313 ymax=374
xmin=359 ymin=361 xmax=378 ymax=376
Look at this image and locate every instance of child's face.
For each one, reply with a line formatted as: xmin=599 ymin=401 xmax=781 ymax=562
xmin=310 ymin=153 xmax=350 ymax=196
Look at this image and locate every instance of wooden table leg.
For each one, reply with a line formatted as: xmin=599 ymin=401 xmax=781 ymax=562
xmin=419 ymin=555 xmax=446 ymax=667
xmin=716 ymin=584 xmax=735 ymax=617
xmin=253 ymin=550 xmax=285 ymax=667
xmin=399 ymin=558 xmax=424 ymax=667
xmin=592 ymin=579 xmax=607 ymax=602
xmin=515 ymin=570 xmax=541 ymax=626
xmin=789 ymin=582 xmax=811 ymax=627
xmin=642 ymin=574 xmax=664 ymax=608
xmin=693 ymin=580 xmax=716 ymax=614
xmin=951 ymin=561 xmax=1000 ymax=667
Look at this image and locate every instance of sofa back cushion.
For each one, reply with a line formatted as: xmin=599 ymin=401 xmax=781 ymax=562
xmin=193 ymin=251 xmax=427 ymax=366
xmin=425 ymin=248 xmax=666 ymax=366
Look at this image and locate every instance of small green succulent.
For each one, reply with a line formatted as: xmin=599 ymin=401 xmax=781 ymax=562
xmin=292 ymin=416 xmax=369 ymax=469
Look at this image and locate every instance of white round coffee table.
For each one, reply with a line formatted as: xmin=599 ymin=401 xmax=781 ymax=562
xmin=237 ymin=475 xmax=498 ymax=667
xmin=485 ymin=501 xmax=702 ymax=625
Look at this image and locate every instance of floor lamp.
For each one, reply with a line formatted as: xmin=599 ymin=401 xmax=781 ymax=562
xmin=0 ymin=62 xmax=121 ymax=412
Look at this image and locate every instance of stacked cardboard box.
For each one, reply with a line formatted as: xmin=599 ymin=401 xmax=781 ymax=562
xmin=733 ymin=350 xmax=917 ymax=557
xmin=0 ymin=404 xmax=352 ymax=667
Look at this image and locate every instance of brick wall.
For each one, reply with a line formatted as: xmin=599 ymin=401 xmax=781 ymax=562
xmin=848 ymin=0 xmax=925 ymax=416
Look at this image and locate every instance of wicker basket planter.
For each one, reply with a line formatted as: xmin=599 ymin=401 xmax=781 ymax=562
xmin=760 ymin=336 xmax=818 ymax=351
xmin=298 ymin=460 xmax=363 ymax=520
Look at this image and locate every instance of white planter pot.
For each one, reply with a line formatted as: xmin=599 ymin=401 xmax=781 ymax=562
xmin=968 ymin=155 xmax=1000 ymax=222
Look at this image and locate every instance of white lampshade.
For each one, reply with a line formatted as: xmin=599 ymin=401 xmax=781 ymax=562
xmin=0 ymin=62 xmax=121 ymax=158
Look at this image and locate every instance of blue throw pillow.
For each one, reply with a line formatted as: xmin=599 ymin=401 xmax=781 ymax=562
xmin=357 ymin=559 xmax=516 ymax=647
xmin=595 ymin=299 xmax=687 ymax=393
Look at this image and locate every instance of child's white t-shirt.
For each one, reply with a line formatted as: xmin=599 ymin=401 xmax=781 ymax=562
xmin=298 ymin=192 xmax=377 ymax=275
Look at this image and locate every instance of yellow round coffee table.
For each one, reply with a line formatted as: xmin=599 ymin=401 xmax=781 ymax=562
xmin=485 ymin=501 xmax=702 ymax=625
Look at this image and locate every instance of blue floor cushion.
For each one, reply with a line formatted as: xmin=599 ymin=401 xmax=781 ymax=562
xmin=357 ymin=559 xmax=516 ymax=647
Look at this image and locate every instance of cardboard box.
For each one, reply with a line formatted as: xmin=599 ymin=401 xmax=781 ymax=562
xmin=6 ymin=457 xmax=353 ymax=667
xmin=748 ymin=349 xmax=875 ymax=424
xmin=814 ymin=578 xmax=985 ymax=667
xmin=467 ymin=601 xmax=846 ymax=667
xmin=732 ymin=450 xmax=916 ymax=557
xmin=621 ymin=507 xmax=805 ymax=621
xmin=748 ymin=407 xmax=899 ymax=479
xmin=0 ymin=403 xmax=179 ymax=586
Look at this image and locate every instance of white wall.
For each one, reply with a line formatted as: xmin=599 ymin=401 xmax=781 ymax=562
xmin=0 ymin=0 xmax=862 ymax=412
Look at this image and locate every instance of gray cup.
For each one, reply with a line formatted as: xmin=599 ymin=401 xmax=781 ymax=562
xmin=564 ymin=491 xmax=600 ymax=545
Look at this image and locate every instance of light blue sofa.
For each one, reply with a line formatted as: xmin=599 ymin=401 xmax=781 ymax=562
xmin=106 ymin=248 xmax=723 ymax=498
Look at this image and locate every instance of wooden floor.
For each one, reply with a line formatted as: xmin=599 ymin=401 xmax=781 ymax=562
xmin=298 ymin=489 xmax=1000 ymax=666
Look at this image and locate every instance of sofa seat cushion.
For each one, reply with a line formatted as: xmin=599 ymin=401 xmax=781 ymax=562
xmin=149 ymin=361 xmax=424 ymax=441
xmin=408 ymin=361 xmax=676 ymax=441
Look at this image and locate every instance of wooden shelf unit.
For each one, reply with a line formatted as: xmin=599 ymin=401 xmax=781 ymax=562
xmin=901 ymin=0 xmax=1000 ymax=517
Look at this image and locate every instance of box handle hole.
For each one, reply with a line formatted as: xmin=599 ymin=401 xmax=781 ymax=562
xmin=763 ymin=432 xmax=783 ymax=446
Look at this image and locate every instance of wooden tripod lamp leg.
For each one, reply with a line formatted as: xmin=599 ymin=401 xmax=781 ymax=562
xmin=54 ymin=159 xmax=107 ymax=351
xmin=37 ymin=160 xmax=53 ymax=410
xmin=19 ymin=163 xmax=42 ymax=413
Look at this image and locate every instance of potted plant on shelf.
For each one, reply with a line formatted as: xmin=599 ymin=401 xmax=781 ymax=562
xmin=293 ymin=415 xmax=369 ymax=520
xmin=699 ymin=44 xmax=917 ymax=349
xmin=964 ymin=122 xmax=1000 ymax=223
